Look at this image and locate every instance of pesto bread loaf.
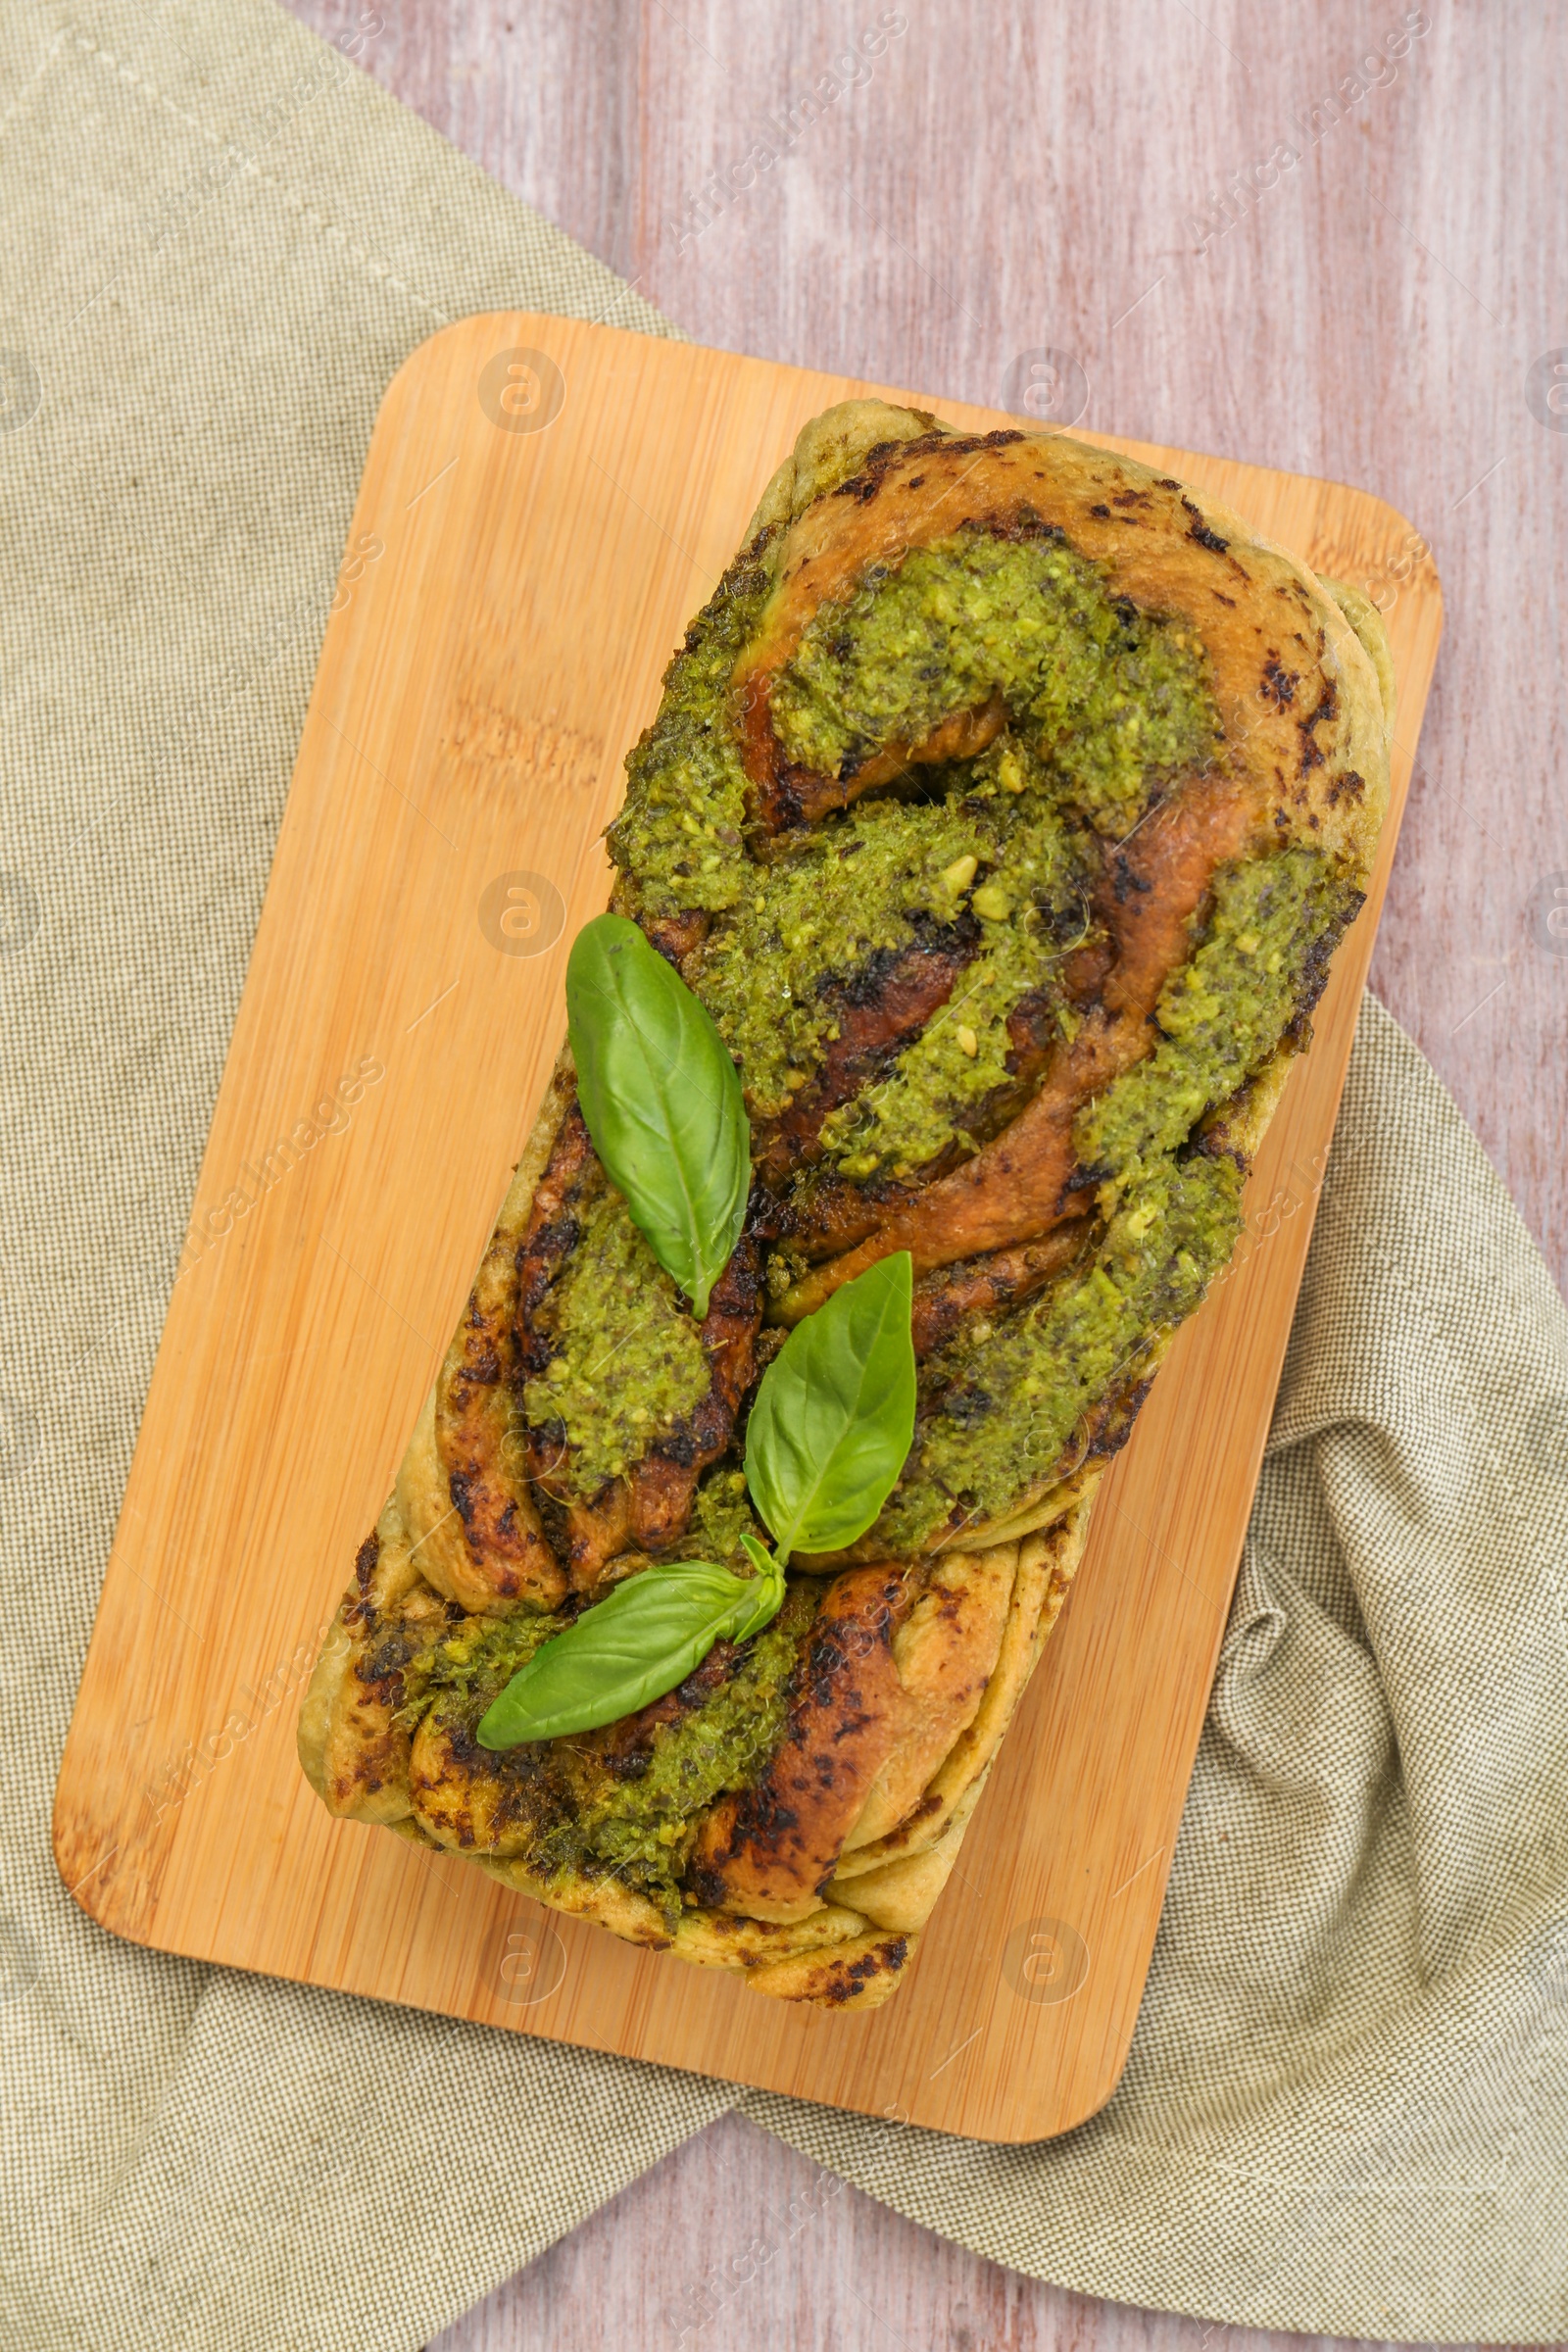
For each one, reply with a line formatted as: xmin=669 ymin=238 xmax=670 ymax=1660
xmin=298 ymin=401 xmax=1394 ymax=2009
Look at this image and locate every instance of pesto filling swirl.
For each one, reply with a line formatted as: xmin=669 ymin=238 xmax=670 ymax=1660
xmin=547 ymin=512 xmax=1357 ymax=1567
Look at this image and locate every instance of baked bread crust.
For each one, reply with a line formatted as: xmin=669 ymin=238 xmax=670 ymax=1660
xmin=298 ymin=403 xmax=1393 ymax=2008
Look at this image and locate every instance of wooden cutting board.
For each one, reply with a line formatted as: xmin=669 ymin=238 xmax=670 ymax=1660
xmin=53 ymin=315 xmax=1441 ymax=2143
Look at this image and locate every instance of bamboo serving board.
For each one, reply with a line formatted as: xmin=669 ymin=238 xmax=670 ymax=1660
xmin=54 ymin=315 xmax=1441 ymax=2142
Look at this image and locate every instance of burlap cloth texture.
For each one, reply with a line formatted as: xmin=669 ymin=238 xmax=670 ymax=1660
xmin=2 ymin=3 xmax=1563 ymax=2345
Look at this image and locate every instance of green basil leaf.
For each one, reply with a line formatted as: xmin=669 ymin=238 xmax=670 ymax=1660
xmin=735 ymin=1534 xmax=785 ymax=1635
xmin=476 ymin=1549 xmax=785 ymax=1748
xmin=745 ymin=1252 xmax=916 ymax=1562
xmin=566 ymin=911 xmax=750 ymax=1318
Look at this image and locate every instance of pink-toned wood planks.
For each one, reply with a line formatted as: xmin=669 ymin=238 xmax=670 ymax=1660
xmin=54 ymin=314 xmax=1441 ymax=2141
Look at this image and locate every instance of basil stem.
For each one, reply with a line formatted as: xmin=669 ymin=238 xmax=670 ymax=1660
xmin=475 ymin=1545 xmax=785 ymax=1747
xmin=745 ymin=1252 xmax=916 ymax=1562
xmin=566 ymin=912 xmax=750 ymax=1319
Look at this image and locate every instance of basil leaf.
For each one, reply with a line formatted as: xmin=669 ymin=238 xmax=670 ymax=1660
xmin=745 ymin=1252 xmax=915 ymax=1562
xmin=476 ymin=1548 xmax=785 ymax=1748
xmin=566 ymin=912 xmax=750 ymax=1318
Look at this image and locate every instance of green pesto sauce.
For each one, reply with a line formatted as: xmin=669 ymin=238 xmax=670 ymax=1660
xmin=1074 ymin=850 xmax=1358 ymax=1208
xmin=609 ymin=526 xmax=1220 ymax=1172
xmin=522 ymin=1177 xmax=710 ymax=1496
xmin=606 ymin=532 xmax=777 ymax=919
xmin=771 ymin=529 xmax=1220 ymax=823
xmin=876 ymin=1152 xmax=1246 ymax=1550
xmin=816 ymin=760 xmax=1087 ymax=1177
xmin=685 ymin=1464 xmax=762 ymax=1567
xmin=396 ymin=1604 xmax=563 ymax=1729
xmin=695 ymin=740 xmax=1087 ymax=1146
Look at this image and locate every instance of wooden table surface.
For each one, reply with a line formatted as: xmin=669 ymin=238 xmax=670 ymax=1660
xmin=282 ymin=4 xmax=1567 ymax=2345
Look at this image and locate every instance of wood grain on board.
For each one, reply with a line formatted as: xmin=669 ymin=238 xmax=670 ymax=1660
xmin=53 ymin=313 xmax=1440 ymax=2145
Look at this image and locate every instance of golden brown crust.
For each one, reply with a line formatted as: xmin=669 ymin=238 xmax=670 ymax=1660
xmin=831 ymin=1499 xmax=1092 ymax=1884
xmin=296 ymin=1499 xmax=451 ymax=1824
xmin=403 ymin=1058 xmax=575 ymax=1616
xmin=687 ymin=1563 xmax=915 ymax=1922
xmin=840 ymin=1544 xmax=1019 ymax=1852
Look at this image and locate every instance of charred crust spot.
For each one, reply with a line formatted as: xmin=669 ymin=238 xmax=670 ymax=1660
xmin=685 ymin=1775 xmax=807 ymax=1907
xmin=1210 ymin=589 xmax=1237 ymax=608
xmin=1298 ymin=683 xmax=1338 ymax=775
xmin=961 ymin=507 xmax=1067 ymax=549
xmin=1181 ymin=495 xmax=1230 ymax=555
xmin=454 ymin=1336 xmax=502 ymax=1391
xmin=817 ymin=1936 xmax=910 ymax=2004
xmin=1084 ymin=1376 xmax=1153 ymax=1464
xmin=831 ymin=439 xmax=905 ymax=499
xmin=354 ymin=1531 xmax=380 ymax=1594
xmin=1107 ymin=850 xmax=1154 ymax=903
xmin=831 ymin=429 xmax=1026 ymax=511
xmin=1088 ymin=502 xmax=1111 ymax=517
xmin=1325 ymin=767 xmax=1366 ymax=807
xmin=939 ymin=430 xmax=1027 ymax=456
xmin=1291 ymin=885 xmax=1363 ymax=1018
xmin=359 ymin=1630 xmax=417 ymax=1687
xmin=448 ymin=1471 xmax=475 ymax=1535
xmin=1258 ymin=656 xmax=1299 ymax=709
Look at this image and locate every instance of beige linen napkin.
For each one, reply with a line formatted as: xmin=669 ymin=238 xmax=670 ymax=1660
xmin=1 ymin=4 xmax=1562 ymax=2345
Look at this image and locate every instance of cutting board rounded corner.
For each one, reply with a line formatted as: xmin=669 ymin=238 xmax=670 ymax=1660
xmin=52 ymin=1773 xmax=140 ymax=1937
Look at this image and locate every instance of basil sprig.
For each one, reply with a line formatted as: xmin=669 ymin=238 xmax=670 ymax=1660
xmin=745 ymin=1251 xmax=916 ymax=1559
xmin=475 ymin=1255 xmax=917 ymax=1749
xmin=566 ymin=911 xmax=750 ymax=1319
xmin=476 ymin=1539 xmax=784 ymax=1747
